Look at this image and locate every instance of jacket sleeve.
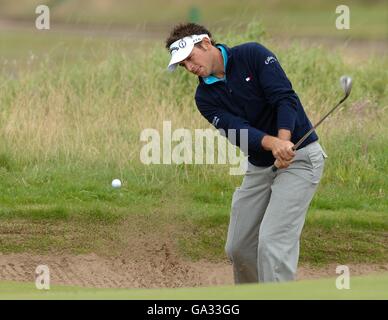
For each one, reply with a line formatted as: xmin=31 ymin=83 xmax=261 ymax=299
xmin=250 ymin=43 xmax=298 ymax=133
xmin=195 ymin=94 xmax=267 ymax=153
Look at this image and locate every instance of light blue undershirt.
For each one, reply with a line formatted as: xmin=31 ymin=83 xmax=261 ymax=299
xmin=202 ymin=45 xmax=227 ymax=85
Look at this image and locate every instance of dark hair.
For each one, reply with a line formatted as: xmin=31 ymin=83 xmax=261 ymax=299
xmin=165 ymin=23 xmax=215 ymax=50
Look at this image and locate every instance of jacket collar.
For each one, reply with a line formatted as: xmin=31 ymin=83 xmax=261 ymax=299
xmin=218 ymin=44 xmax=233 ymax=74
xmin=198 ymin=43 xmax=232 ymax=84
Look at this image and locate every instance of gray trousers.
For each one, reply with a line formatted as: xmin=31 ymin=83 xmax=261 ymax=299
xmin=225 ymin=141 xmax=327 ymax=283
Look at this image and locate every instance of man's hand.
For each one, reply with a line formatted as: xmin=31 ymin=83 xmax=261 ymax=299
xmin=273 ymin=158 xmax=292 ymax=169
xmin=261 ymin=135 xmax=296 ymax=169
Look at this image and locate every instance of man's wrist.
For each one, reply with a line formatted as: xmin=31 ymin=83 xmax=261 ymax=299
xmin=278 ymin=129 xmax=291 ymax=141
xmin=261 ymin=135 xmax=279 ymax=151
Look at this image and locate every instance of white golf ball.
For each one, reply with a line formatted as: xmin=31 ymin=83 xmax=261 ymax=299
xmin=111 ymin=179 xmax=122 ymax=188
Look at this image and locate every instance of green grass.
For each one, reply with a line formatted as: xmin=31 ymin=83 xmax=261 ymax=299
xmin=0 ymin=0 xmax=387 ymax=39
xmin=1 ymin=274 xmax=388 ymax=299
xmin=178 ymin=206 xmax=388 ymax=265
xmin=0 ymin=21 xmax=387 ymax=267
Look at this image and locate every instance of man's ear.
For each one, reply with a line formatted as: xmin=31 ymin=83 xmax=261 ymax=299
xmin=201 ymin=37 xmax=212 ymax=50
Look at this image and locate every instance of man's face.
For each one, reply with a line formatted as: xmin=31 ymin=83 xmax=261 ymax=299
xmin=179 ymin=44 xmax=212 ymax=77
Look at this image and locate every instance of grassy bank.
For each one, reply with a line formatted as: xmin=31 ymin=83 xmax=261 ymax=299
xmin=0 ymin=23 xmax=387 ymax=266
xmin=1 ymin=274 xmax=388 ymax=299
xmin=1 ymin=0 xmax=387 ymax=39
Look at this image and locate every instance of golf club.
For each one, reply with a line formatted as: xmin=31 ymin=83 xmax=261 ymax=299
xmin=271 ymin=75 xmax=353 ymax=172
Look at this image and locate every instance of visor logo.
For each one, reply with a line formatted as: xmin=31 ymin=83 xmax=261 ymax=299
xmin=170 ymin=46 xmax=179 ymax=54
xmin=179 ymin=40 xmax=186 ymax=48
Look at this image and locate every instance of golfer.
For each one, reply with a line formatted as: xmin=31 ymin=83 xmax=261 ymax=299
xmin=165 ymin=23 xmax=327 ymax=283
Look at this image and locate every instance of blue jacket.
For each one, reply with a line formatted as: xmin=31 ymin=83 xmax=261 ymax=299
xmin=195 ymin=42 xmax=318 ymax=166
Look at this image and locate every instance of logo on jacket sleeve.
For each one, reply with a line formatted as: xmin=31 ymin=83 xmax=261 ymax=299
xmin=265 ymin=56 xmax=277 ymax=64
xmin=212 ymin=116 xmax=220 ymax=127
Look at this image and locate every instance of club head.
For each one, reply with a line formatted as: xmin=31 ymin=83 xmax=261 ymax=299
xmin=340 ymin=76 xmax=352 ymax=97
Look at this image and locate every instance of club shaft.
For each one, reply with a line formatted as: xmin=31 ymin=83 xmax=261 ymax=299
xmin=271 ymin=93 xmax=349 ymax=172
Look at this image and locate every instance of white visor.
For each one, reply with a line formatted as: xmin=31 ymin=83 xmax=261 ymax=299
xmin=167 ymin=34 xmax=209 ymax=71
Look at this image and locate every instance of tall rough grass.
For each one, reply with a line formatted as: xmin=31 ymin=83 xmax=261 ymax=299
xmin=0 ymin=23 xmax=387 ymax=212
